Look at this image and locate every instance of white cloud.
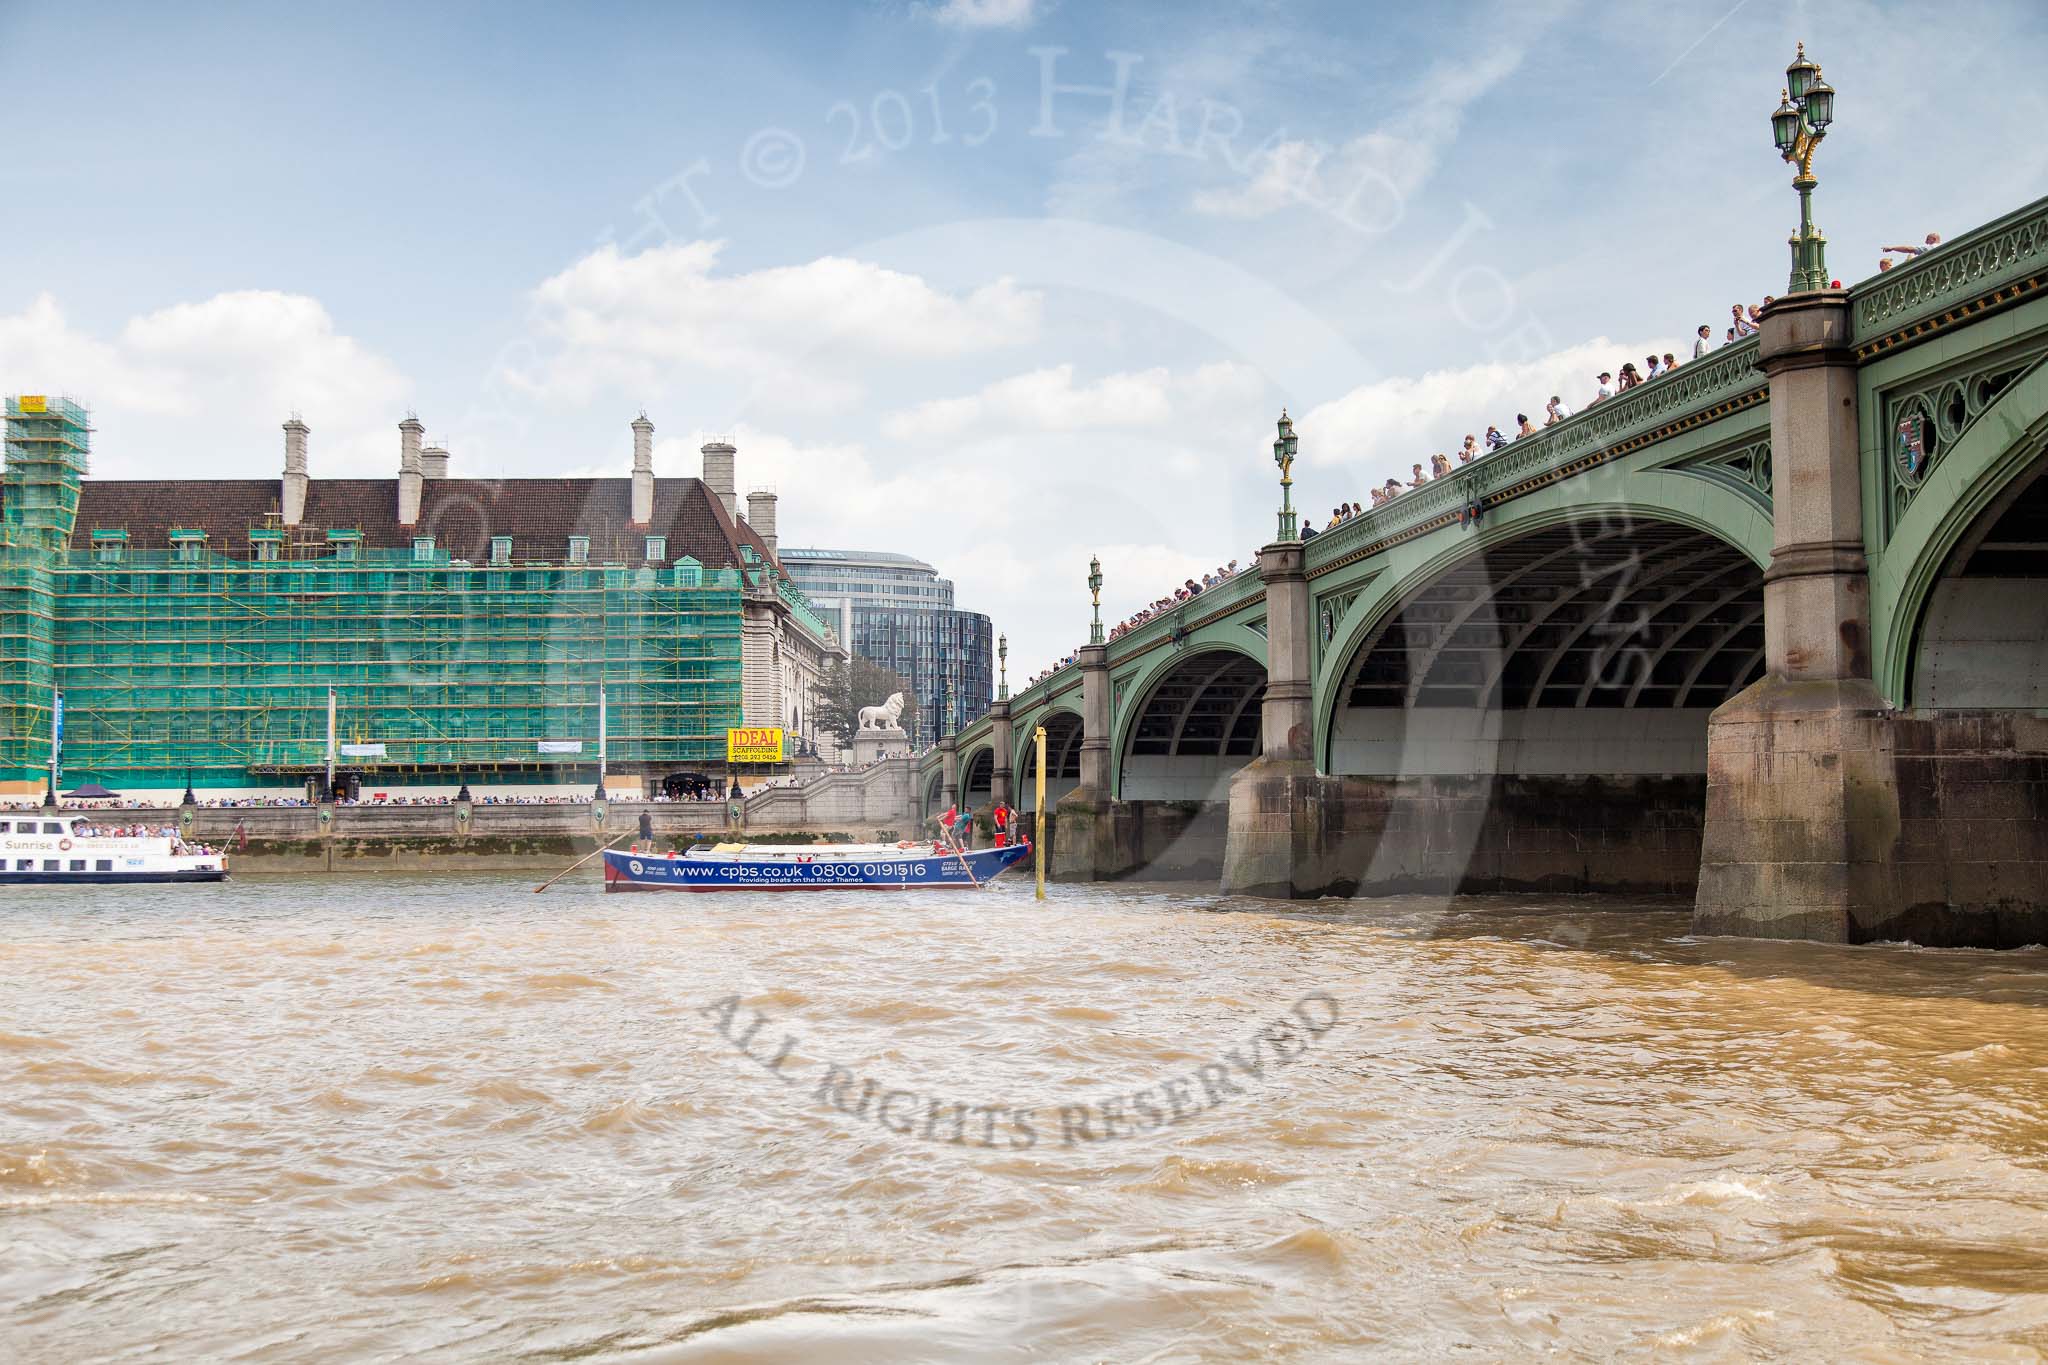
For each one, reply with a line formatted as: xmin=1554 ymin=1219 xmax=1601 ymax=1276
xmin=0 ymin=290 xmax=409 ymax=477
xmin=878 ymin=360 xmax=1263 ymax=440
xmin=921 ymin=0 xmax=1037 ymax=29
xmin=508 ymin=241 xmax=1043 ymax=407
xmin=1300 ymin=334 xmax=1677 ymax=486
xmin=1190 ymin=46 xmax=1525 ymax=225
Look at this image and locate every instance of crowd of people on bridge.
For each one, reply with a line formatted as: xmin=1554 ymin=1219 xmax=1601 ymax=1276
xmin=1021 ymin=561 xmax=1247 ymax=687
xmin=1294 ymin=285 xmax=1831 ymax=540
xmin=1108 ymin=561 xmax=1243 ymax=641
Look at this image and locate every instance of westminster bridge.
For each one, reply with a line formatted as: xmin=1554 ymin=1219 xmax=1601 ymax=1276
xmin=919 ymin=194 xmax=2048 ymax=948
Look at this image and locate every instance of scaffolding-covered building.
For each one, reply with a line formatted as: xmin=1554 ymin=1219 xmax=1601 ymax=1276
xmin=0 ymin=399 xmax=840 ymax=799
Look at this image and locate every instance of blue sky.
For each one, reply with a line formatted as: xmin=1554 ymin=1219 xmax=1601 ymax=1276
xmin=4 ymin=0 xmax=2045 ymax=674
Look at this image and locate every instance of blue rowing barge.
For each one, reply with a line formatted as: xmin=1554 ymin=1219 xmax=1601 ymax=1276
xmin=602 ymin=840 xmax=1032 ymax=891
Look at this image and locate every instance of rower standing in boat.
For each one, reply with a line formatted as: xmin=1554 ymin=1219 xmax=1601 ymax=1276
xmin=957 ymin=804 xmax=975 ymax=850
xmin=991 ymin=802 xmax=1010 ymax=848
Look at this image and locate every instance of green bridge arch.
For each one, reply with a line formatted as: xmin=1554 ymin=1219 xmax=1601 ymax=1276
xmin=1870 ymin=358 xmax=2048 ymax=704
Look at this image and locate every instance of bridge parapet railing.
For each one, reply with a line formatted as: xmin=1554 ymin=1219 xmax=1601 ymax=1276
xmin=1004 ymin=567 xmax=1268 ymax=714
xmin=1302 ymin=333 xmax=1767 ymax=566
xmin=1100 ymin=565 xmax=1267 ymax=658
xmin=1851 ymin=195 xmax=2048 ymax=339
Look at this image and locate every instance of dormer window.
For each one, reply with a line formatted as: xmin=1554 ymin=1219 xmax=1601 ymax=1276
xmin=490 ymin=536 xmax=511 ymax=565
xmin=91 ymin=528 xmax=128 ymax=564
xmin=326 ymin=529 xmax=362 ymax=563
xmin=645 ymin=535 xmax=666 ymax=563
xmin=412 ymin=536 xmax=435 ymax=562
xmin=169 ymin=528 xmax=206 ymax=564
xmin=567 ymin=536 xmax=590 ymax=564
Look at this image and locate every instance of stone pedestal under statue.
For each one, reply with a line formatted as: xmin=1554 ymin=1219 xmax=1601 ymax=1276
xmin=852 ymin=728 xmax=909 ymax=766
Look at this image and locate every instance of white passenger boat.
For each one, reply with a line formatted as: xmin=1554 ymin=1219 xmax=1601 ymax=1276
xmin=0 ymin=814 xmax=228 ymax=884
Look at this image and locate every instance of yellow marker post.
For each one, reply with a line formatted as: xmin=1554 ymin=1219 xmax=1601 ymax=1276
xmin=1034 ymin=724 xmax=1047 ymax=901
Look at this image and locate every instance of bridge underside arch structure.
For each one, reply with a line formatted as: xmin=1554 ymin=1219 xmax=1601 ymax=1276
xmin=1325 ymin=516 xmax=1767 ymax=780
xmin=1012 ymin=707 xmax=1082 ymax=813
xmin=1270 ymin=508 xmax=1770 ymax=898
xmin=959 ymin=746 xmax=995 ymax=811
xmin=1114 ymin=647 xmax=1266 ymax=801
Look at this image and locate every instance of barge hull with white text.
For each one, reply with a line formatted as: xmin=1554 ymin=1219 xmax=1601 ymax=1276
xmin=602 ymin=841 xmax=1031 ymax=891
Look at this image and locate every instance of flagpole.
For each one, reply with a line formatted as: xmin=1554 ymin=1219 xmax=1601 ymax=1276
xmin=46 ymin=686 xmax=61 ymax=808
xmin=595 ymin=683 xmax=609 ymax=800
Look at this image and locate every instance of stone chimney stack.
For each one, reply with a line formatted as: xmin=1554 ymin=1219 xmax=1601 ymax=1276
xmin=701 ymin=439 xmax=737 ymax=521
xmin=398 ymin=415 xmax=425 ymax=526
xmin=281 ymin=415 xmax=310 ymax=526
xmin=631 ymin=414 xmax=655 ymax=526
xmin=420 ymin=443 xmax=450 ymax=479
xmin=746 ymin=489 xmax=778 ymax=559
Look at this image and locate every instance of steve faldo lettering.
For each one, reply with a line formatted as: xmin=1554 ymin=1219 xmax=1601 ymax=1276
xmin=702 ymin=991 xmax=1341 ymax=1148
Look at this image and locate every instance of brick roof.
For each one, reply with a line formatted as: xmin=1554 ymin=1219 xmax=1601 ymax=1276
xmin=65 ymin=476 xmax=776 ymax=568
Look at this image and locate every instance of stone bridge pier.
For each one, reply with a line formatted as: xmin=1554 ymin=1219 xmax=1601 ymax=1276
xmin=1221 ymin=540 xmax=1341 ymax=897
xmin=1695 ymin=294 xmax=2048 ymax=946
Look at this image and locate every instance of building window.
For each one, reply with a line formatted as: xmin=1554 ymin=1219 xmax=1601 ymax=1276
xmin=568 ymin=536 xmax=590 ymax=564
xmin=645 ymin=535 xmax=666 ymax=563
xmin=95 ymin=542 xmax=124 ymax=564
xmin=490 ymin=536 xmax=512 ymax=565
xmin=174 ymin=540 xmax=202 ymax=564
xmin=255 ymin=539 xmax=279 ymax=562
xmin=412 ymin=536 xmax=435 ymax=561
xmin=334 ymin=542 xmax=358 ymax=562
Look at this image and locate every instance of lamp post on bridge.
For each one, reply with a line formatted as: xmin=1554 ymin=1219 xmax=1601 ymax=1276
xmin=997 ymin=633 xmax=1008 ymax=701
xmin=1087 ymin=556 xmax=1104 ymax=646
xmin=1770 ymin=42 xmax=1837 ymax=294
xmin=1272 ymin=410 xmax=1299 ymax=542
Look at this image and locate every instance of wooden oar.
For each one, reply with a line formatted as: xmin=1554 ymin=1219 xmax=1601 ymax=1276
xmin=533 ymin=834 xmax=630 ymax=893
xmin=947 ymin=834 xmax=988 ymax=890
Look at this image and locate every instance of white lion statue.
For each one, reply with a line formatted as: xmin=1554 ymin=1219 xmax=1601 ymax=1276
xmin=857 ymin=691 xmax=907 ymax=733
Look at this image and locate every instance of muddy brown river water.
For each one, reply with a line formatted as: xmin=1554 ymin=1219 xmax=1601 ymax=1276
xmin=2 ymin=873 xmax=2045 ymax=1360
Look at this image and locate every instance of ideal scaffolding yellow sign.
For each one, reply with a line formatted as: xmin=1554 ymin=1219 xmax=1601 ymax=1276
xmin=17 ymin=396 xmax=47 ymax=413
xmin=726 ymin=726 xmax=784 ymax=764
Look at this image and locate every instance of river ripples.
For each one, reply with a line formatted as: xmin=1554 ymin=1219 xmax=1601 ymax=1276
xmin=3 ymin=874 xmax=2046 ymax=1359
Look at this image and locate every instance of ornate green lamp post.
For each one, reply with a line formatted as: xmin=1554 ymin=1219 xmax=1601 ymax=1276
xmin=1087 ymin=556 xmax=1104 ymax=646
xmin=997 ymin=633 xmax=1009 ymax=701
xmin=1272 ymin=409 xmax=1299 ymax=541
xmin=1771 ymin=42 xmax=1837 ymax=294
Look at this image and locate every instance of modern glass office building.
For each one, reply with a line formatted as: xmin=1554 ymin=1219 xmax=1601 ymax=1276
xmin=777 ymin=547 xmax=993 ymax=746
